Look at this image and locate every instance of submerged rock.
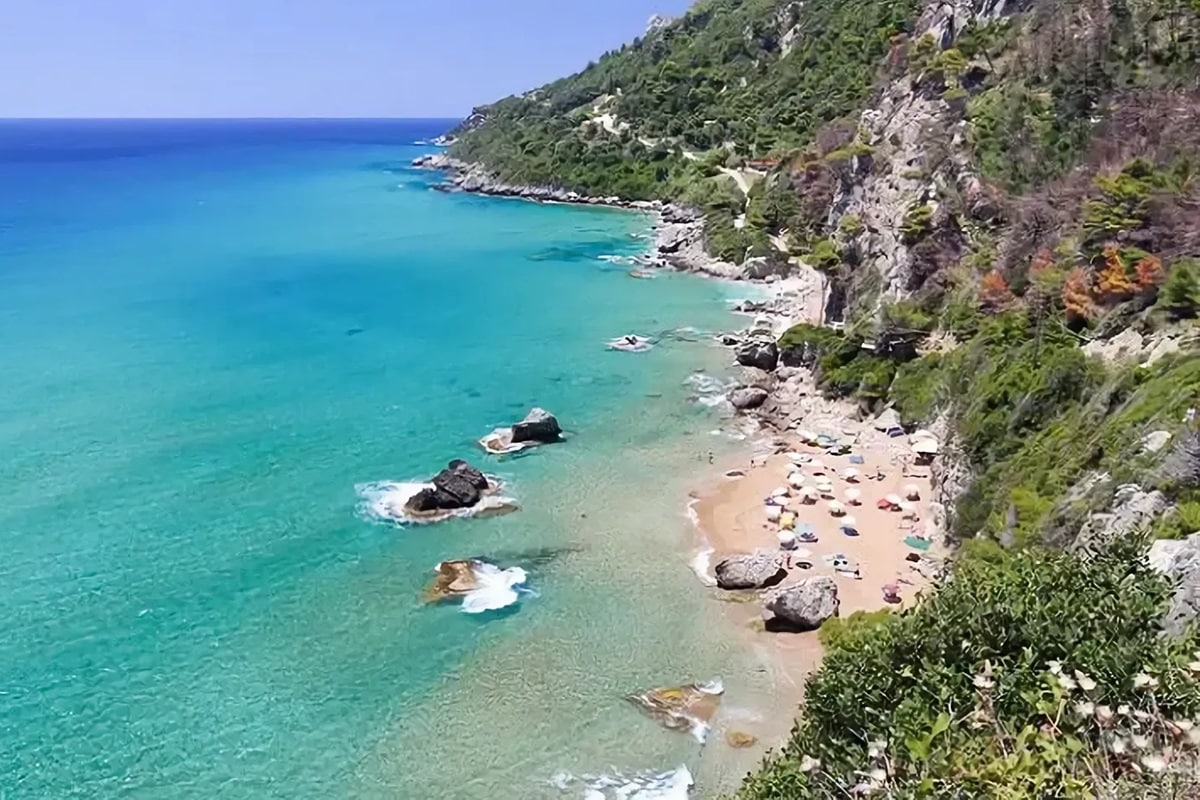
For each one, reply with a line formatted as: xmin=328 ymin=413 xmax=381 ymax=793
xmin=726 ymin=730 xmax=758 ymax=748
xmin=424 ymin=559 xmax=530 ymax=613
xmin=627 ymin=680 xmax=724 ymax=743
xmin=425 ymin=559 xmax=480 ymax=601
xmin=763 ymin=576 xmax=839 ymax=631
xmin=714 ymin=552 xmax=786 ymax=589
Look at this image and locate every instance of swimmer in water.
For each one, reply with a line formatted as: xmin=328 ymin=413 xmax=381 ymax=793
xmin=625 ymin=335 xmax=638 ymax=346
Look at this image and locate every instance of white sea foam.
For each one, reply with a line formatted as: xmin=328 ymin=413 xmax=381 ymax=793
xmin=554 ymin=766 xmax=694 ymax=799
xmin=686 ymin=372 xmax=732 ymax=409
xmin=356 ymin=480 xmax=515 ymax=525
xmin=607 ymin=335 xmax=654 ymax=353
xmin=458 ymin=562 xmax=530 ymax=614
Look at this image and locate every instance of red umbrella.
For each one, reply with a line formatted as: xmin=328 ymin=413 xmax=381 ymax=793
xmin=876 ymin=497 xmax=893 ymax=510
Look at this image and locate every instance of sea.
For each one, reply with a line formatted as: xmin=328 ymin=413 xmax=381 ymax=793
xmin=0 ymin=119 xmax=777 ymax=799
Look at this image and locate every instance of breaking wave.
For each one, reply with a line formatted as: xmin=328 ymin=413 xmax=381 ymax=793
xmin=356 ymin=480 xmax=516 ymax=525
xmin=551 ymin=765 xmax=694 ymax=799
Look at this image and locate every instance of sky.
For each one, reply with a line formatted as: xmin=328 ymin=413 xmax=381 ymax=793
xmin=0 ymin=0 xmax=694 ymax=118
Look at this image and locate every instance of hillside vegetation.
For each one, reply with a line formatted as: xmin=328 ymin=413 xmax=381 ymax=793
xmin=449 ymin=0 xmax=1200 ymax=795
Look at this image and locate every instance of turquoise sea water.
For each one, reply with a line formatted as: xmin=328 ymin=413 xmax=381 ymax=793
xmin=0 ymin=120 xmax=770 ymax=799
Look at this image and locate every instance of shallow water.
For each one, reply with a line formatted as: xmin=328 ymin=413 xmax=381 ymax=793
xmin=0 ymin=119 xmax=779 ymax=799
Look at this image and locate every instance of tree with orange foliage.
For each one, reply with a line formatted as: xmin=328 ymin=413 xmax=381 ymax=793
xmin=1134 ymin=255 xmax=1165 ymax=291
xmin=1062 ymin=267 xmax=1093 ymax=322
xmin=978 ymin=269 xmax=1014 ymax=309
xmin=1096 ymin=246 xmax=1136 ymax=303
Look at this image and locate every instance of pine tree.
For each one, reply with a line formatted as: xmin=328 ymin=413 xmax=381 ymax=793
xmin=1161 ymin=262 xmax=1200 ymax=319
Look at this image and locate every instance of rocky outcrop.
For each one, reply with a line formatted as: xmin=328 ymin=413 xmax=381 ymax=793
xmin=405 ymin=459 xmax=490 ymax=513
xmin=729 ymin=386 xmax=770 ymax=411
xmin=714 ymin=552 xmax=787 ymax=589
xmin=1148 ymin=533 xmax=1200 ymax=636
xmin=511 ymin=407 xmax=563 ymax=444
xmin=927 ymin=411 xmax=972 ymax=543
xmin=735 ymin=340 xmax=779 ymax=371
xmin=1162 ymin=428 xmax=1200 ymax=490
xmin=763 ymin=576 xmax=840 ymax=631
xmin=1071 ymin=484 xmax=1170 ymax=554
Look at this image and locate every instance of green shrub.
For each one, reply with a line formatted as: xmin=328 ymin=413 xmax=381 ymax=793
xmin=1160 ymin=260 xmax=1200 ymax=320
xmin=901 ymin=203 xmax=935 ymax=244
xmin=806 ymin=238 xmax=842 ymax=272
xmin=736 ymin=540 xmax=1200 ymax=799
xmin=817 ymin=609 xmax=892 ymax=650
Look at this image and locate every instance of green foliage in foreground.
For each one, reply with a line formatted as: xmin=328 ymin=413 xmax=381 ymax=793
xmin=735 ymin=541 xmax=1200 ymax=799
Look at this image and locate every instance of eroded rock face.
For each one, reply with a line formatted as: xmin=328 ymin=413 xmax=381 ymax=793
xmin=510 ymin=408 xmax=562 ymax=444
xmin=1071 ymin=484 xmax=1170 ymax=554
xmin=763 ymin=576 xmax=839 ymax=631
xmin=714 ymin=552 xmax=787 ymax=590
xmin=736 ymin=340 xmax=779 ymax=371
xmin=1163 ymin=429 xmax=1200 ymax=490
xmin=729 ymin=386 xmax=770 ymax=411
xmin=1148 ymin=533 xmax=1200 ymax=636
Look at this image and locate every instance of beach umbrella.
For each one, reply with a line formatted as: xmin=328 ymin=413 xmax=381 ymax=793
xmin=810 ymin=459 xmax=826 ymax=474
xmin=844 ymin=488 xmax=862 ymax=504
xmin=839 ymin=514 xmax=858 ymax=529
xmin=786 ymin=452 xmax=807 ymax=465
xmin=904 ymin=483 xmax=921 ymax=500
xmin=800 ymin=486 xmax=820 ymax=503
xmin=771 ymin=486 xmax=789 ymax=498
xmin=787 ymin=471 xmax=806 ymax=488
xmin=797 ymin=429 xmax=817 ymax=443
xmin=842 ymin=467 xmax=860 ymax=482
xmin=777 ymin=530 xmax=798 ymax=549
xmin=764 ymin=505 xmax=782 ymax=522
xmin=780 ymin=512 xmax=797 ymax=530
xmin=828 ymin=500 xmax=846 ymax=516
xmin=912 ymin=439 xmax=939 ymax=455
xmin=876 ymin=497 xmax=893 ymax=510
xmin=911 ymin=429 xmax=935 ymax=442
xmin=885 ymin=493 xmax=903 ymax=508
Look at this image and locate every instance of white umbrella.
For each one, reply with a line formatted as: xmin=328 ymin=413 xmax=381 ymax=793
xmin=786 ymin=452 xmax=807 ymax=464
xmin=828 ymin=500 xmax=846 ymax=516
xmin=845 ymin=488 xmax=862 ymax=504
xmin=810 ymin=459 xmax=826 ymax=474
xmin=842 ymin=467 xmax=860 ymax=481
xmin=800 ymin=486 xmax=820 ymax=502
xmin=912 ymin=439 xmax=939 ymax=455
xmin=772 ymin=486 xmax=789 ymax=497
xmin=798 ymin=429 xmax=817 ymax=443
xmin=904 ymin=483 xmax=921 ymax=500
xmin=885 ymin=493 xmax=903 ymax=507
xmin=777 ymin=529 xmax=797 ymax=548
xmin=840 ymin=514 xmax=858 ymax=529
xmin=765 ymin=505 xmax=782 ymax=522
xmin=787 ymin=471 xmax=806 ymax=488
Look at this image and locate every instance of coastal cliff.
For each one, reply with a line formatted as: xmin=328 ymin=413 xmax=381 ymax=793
xmin=444 ymin=0 xmax=1200 ymax=794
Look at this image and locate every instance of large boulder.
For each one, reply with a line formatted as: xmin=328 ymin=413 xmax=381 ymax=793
xmin=729 ymin=386 xmax=769 ymax=411
xmin=763 ymin=577 xmax=839 ymax=631
xmin=511 ymin=408 xmax=563 ymax=444
xmin=736 ymin=340 xmax=778 ymax=372
xmin=405 ymin=459 xmax=489 ymax=513
xmin=714 ymin=553 xmax=787 ymax=589
xmin=1071 ymin=484 xmax=1170 ymax=553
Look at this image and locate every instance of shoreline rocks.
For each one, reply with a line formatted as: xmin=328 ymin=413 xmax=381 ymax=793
xmin=714 ymin=552 xmax=787 ymax=589
xmin=763 ymin=576 xmax=840 ymax=631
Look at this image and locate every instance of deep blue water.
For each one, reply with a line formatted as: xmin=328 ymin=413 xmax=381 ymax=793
xmin=0 ymin=120 xmax=755 ymax=798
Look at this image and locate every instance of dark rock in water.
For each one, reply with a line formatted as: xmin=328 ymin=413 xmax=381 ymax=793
xmin=715 ymin=553 xmax=787 ymax=590
xmin=763 ymin=577 xmax=839 ymax=631
xmin=405 ymin=459 xmax=490 ymax=513
xmin=447 ymin=458 xmax=488 ymax=490
xmin=511 ymin=407 xmax=563 ymax=444
xmin=736 ymin=340 xmax=779 ymax=372
xmin=345 ymin=327 xmax=365 ymax=337
xmin=729 ymin=386 xmax=769 ymax=411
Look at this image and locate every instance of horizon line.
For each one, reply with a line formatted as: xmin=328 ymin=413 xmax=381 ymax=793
xmin=0 ymin=115 xmax=465 ymax=122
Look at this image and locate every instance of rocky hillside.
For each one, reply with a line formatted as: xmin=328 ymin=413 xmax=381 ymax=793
xmin=448 ymin=0 xmax=1200 ymax=795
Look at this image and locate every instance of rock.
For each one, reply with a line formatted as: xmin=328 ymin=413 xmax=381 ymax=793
xmin=741 ymin=256 xmax=791 ymax=281
xmin=510 ymin=408 xmax=562 ymax=444
xmin=1162 ymin=429 xmax=1200 ymax=489
xmin=735 ymin=340 xmax=779 ymax=372
xmin=1143 ymin=430 xmax=1173 ymax=454
xmin=1148 ymin=533 xmax=1200 ymax=636
xmin=715 ymin=552 xmax=787 ymax=590
xmin=726 ymin=730 xmax=758 ymax=748
xmin=763 ymin=576 xmax=839 ymax=631
xmin=729 ymin=386 xmax=769 ymax=411
xmin=405 ymin=459 xmax=490 ymax=513
xmin=1072 ymin=484 xmax=1169 ymax=553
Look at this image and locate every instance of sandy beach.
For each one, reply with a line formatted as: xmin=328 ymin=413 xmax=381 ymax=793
xmin=686 ymin=373 xmax=947 ymax=750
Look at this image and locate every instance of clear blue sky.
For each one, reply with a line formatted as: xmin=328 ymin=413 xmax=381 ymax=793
xmin=1 ymin=0 xmax=694 ymax=118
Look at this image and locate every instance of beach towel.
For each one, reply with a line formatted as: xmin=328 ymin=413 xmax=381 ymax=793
xmin=904 ymin=536 xmax=932 ymax=552
xmin=849 ymin=454 xmax=865 ymax=465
